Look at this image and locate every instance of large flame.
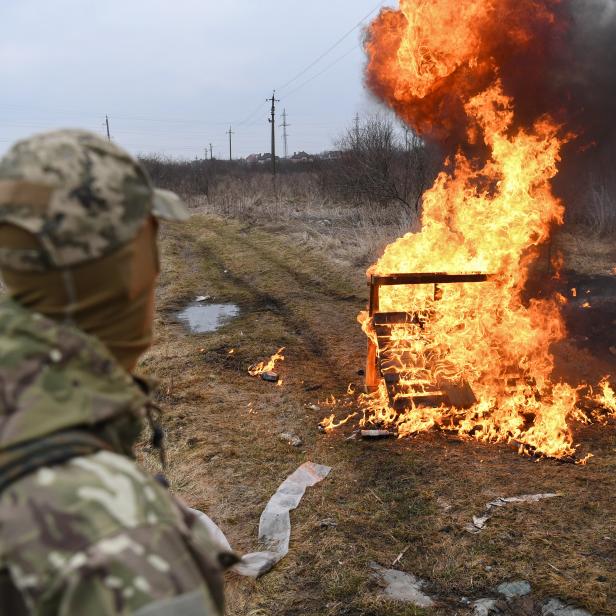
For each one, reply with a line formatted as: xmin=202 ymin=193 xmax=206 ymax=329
xmin=353 ymin=0 xmax=603 ymax=459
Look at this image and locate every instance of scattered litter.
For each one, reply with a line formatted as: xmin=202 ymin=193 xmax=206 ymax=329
xmin=465 ymin=493 xmax=561 ymax=533
xmin=318 ymin=518 xmax=338 ymax=529
xmin=261 ymin=371 xmax=279 ymax=383
xmin=542 ymin=599 xmax=593 ymax=616
xmin=370 ymin=563 xmax=435 ymax=608
xmin=305 ymin=404 xmax=321 ymax=412
xmin=345 ymin=430 xmax=360 ymax=441
xmin=361 ymin=430 xmax=395 ymax=439
xmin=392 ymin=544 xmax=410 ymax=566
xmin=278 ymin=432 xmax=303 ymax=447
xmin=496 ymin=580 xmax=531 ymax=599
xmin=473 ymin=598 xmax=501 ymax=615
xmin=195 ymin=295 xmax=212 ymax=302
xmin=191 ymin=462 xmax=331 ymax=578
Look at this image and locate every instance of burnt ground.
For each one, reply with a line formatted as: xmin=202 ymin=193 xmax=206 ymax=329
xmin=138 ymin=213 xmax=616 ymax=616
xmin=559 ymin=272 xmax=616 ymax=363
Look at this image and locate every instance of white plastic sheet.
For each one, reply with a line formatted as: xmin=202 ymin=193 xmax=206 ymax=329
xmin=465 ymin=493 xmax=561 ymax=533
xmin=369 ymin=563 xmax=435 ymax=608
xmin=192 ymin=461 xmax=331 ymax=577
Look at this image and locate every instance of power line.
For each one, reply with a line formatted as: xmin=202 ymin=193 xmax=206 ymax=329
xmin=281 ymin=45 xmax=359 ymax=101
xmin=237 ymin=101 xmax=269 ymax=127
xmin=276 ymin=1 xmax=385 ymax=93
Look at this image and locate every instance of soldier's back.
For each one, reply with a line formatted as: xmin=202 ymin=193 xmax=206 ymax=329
xmin=0 ymin=450 xmax=223 ymax=616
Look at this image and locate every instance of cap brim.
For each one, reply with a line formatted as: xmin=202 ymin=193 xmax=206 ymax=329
xmin=152 ymin=188 xmax=190 ymax=222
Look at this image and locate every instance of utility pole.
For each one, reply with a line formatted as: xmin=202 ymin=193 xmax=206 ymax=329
xmin=280 ymin=110 xmax=290 ymax=159
xmin=227 ymin=126 xmax=234 ymax=161
xmin=105 ymin=115 xmax=111 ymax=141
xmin=354 ymin=113 xmax=360 ymax=146
xmin=267 ymin=90 xmax=280 ymax=175
xmin=209 ymin=143 xmax=214 ymax=160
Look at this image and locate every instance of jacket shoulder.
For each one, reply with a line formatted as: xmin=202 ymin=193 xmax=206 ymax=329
xmin=0 ymin=451 xmax=223 ymax=615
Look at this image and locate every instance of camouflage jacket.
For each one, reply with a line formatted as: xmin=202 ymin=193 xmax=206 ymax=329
xmin=0 ymin=300 xmax=226 ymax=615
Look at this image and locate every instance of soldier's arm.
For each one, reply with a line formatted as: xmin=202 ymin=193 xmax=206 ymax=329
xmin=39 ymin=525 xmax=224 ymax=616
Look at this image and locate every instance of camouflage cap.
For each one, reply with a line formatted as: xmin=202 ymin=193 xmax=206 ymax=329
xmin=0 ymin=129 xmax=189 ymax=271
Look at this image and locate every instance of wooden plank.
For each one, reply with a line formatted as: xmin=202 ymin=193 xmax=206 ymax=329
xmin=439 ymin=380 xmax=477 ymax=409
xmin=371 ymin=272 xmax=491 ymax=286
xmin=373 ymin=312 xmax=420 ymax=325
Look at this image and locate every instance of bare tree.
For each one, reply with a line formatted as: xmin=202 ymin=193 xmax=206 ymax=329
xmin=333 ymin=114 xmax=438 ymax=214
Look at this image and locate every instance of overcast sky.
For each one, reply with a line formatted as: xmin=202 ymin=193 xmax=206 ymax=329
xmin=0 ymin=0 xmax=395 ymax=160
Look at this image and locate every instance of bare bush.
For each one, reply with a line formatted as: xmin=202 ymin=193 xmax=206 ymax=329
xmin=321 ymin=114 xmax=439 ymax=213
xmin=586 ymin=177 xmax=616 ymax=235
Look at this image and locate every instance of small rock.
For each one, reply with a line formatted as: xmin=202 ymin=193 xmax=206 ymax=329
xmin=261 ymin=371 xmax=279 ymax=383
xmin=370 ymin=563 xmax=434 ymax=608
xmin=485 ymin=565 xmax=493 ymax=572
xmin=542 ymin=598 xmax=593 ymax=616
xmin=49 ymin=349 xmax=63 ymax=363
xmin=318 ymin=518 xmax=338 ymax=529
xmin=473 ymin=598 xmax=501 ymax=616
xmin=278 ymin=432 xmax=303 ymax=447
xmin=195 ymin=295 xmax=211 ymax=302
xmin=496 ymin=580 xmax=532 ymax=599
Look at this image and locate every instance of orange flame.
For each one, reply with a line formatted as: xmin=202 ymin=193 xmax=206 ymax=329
xmin=594 ymin=378 xmax=616 ymax=419
xmin=320 ymin=412 xmax=359 ymax=433
xmin=353 ymin=0 xmax=590 ymax=459
xmin=248 ymin=348 xmax=285 ymax=377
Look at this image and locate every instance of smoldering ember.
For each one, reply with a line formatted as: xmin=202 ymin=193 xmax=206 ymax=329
xmin=1 ymin=0 xmax=615 ymax=615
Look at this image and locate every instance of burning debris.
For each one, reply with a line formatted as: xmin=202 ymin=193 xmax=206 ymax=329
xmin=249 ymin=347 xmax=285 ymax=383
xmin=319 ymin=0 xmax=616 ymax=461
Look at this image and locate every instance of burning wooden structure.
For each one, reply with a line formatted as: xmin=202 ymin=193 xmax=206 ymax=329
xmin=365 ymin=272 xmax=491 ymax=411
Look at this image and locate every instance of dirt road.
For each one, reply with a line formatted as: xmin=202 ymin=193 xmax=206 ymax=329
xmin=139 ymin=213 xmax=616 ymax=615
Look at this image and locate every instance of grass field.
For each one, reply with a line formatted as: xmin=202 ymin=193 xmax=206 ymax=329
xmin=138 ymin=202 xmax=616 ymax=616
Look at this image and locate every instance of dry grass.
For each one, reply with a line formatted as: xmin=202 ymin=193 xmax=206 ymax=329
xmin=556 ymin=225 xmax=616 ymax=275
xmin=186 ymin=173 xmax=418 ymax=271
xmin=137 ymin=202 xmax=616 ymax=615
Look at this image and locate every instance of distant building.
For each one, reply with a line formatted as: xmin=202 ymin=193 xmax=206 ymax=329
xmin=290 ymin=151 xmax=312 ymax=163
xmin=319 ymin=150 xmax=343 ymax=161
xmin=246 ymin=153 xmax=279 ymax=164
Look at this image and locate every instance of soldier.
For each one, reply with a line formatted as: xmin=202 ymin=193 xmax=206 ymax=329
xmin=0 ymin=130 xmax=232 ymax=615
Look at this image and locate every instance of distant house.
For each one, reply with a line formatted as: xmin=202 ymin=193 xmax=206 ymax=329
xmin=319 ymin=150 xmax=343 ymax=161
xmin=290 ymin=151 xmax=312 ymax=163
xmin=246 ymin=153 xmax=277 ymax=164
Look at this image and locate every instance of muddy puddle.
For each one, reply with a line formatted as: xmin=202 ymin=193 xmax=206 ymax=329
xmin=177 ymin=303 xmax=239 ymax=333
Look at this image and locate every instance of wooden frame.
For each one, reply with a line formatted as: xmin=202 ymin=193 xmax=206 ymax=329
xmin=365 ymin=272 xmax=492 ymax=391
